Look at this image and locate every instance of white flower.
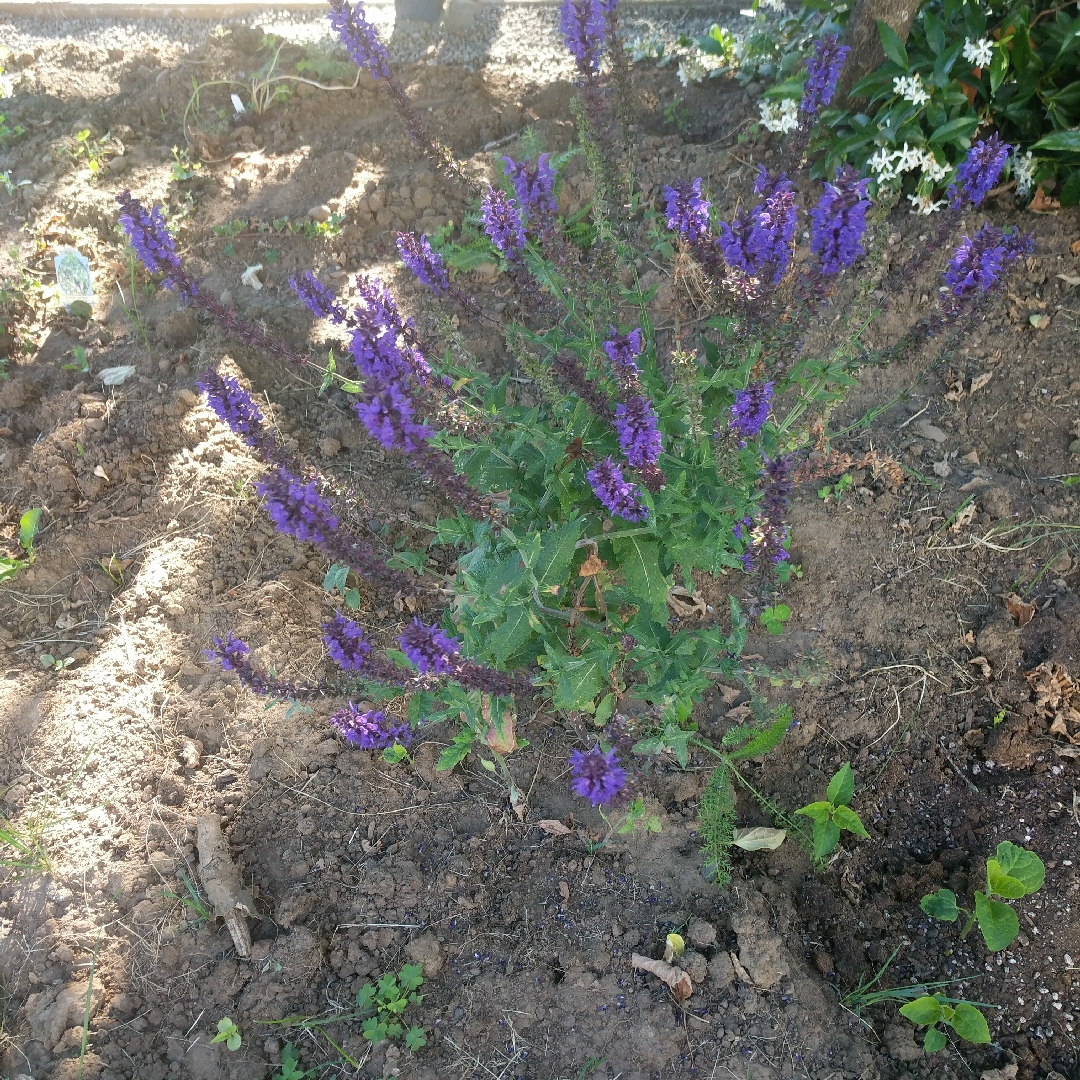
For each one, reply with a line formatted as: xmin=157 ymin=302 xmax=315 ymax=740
xmin=869 ymin=147 xmax=902 ymax=183
xmin=908 ymin=193 xmax=948 ymax=214
xmin=759 ymin=0 xmax=787 ymax=11
xmin=678 ymin=57 xmax=703 ymax=87
xmin=919 ymin=149 xmax=949 ymax=183
xmin=893 ymin=74 xmax=930 ymax=107
xmin=1013 ymin=149 xmax=1035 ymax=197
xmin=895 ymin=142 xmax=927 ymax=173
xmin=758 ymin=97 xmax=799 ymax=133
xmin=962 ymin=37 xmax=994 ymax=68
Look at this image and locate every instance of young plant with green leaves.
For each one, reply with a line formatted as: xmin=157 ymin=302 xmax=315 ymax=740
xmin=920 ymin=840 xmax=1045 ymax=951
xmin=211 ymin=1017 xmax=242 ymax=1051
xmin=795 ymin=762 xmax=869 ymax=861
xmin=0 ymin=507 xmax=42 ymax=584
xmin=899 ymin=992 xmax=990 ymax=1052
xmin=355 ymin=964 xmax=426 ymax=1050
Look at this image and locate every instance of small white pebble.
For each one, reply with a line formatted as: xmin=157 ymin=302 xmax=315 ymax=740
xmin=1066 ymin=954 xmax=1075 ymax=966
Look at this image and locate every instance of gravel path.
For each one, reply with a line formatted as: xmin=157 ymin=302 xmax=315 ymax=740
xmin=0 ymin=0 xmax=743 ymax=76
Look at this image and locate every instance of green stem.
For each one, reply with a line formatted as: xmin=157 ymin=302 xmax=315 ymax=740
xmin=959 ymin=909 xmax=976 ymax=940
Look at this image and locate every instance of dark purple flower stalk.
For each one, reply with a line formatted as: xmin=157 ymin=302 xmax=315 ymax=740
xmin=116 ymin=190 xmax=180 ymax=279
xmin=586 ymin=457 xmax=648 ymax=522
xmin=743 ymin=455 xmax=793 ymax=571
xmin=614 ymin=395 xmax=661 ymax=467
xmin=801 ymin=35 xmax=849 ymax=118
xmin=602 ymin=327 xmax=643 ymax=388
xmin=327 ymin=0 xmax=390 ymax=80
xmin=354 ymin=383 xmax=434 ymax=453
xmin=197 ymin=370 xmax=270 ymax=449
xmin=570 ymin=746 xmax=627 ymax=806
xmin=730 ymin=381 xmax=774 ymax=439
xmin=948 ymin=134 xmax=1011 ymax=208
xmin=560 ymin=0 xmax=606 ymax=75
xmin=255 ymin=467 xmax=340 ymax=546
xmin=662 ymin=179 xmax=712 ymax=244
xmin=809 ymin=165 xmax=873 ymax=274
xmin=452 ymin=660 xmax=535 ymax=697
xmin=550 ymin=352 xmax=614 ymax=420
xmin=501 ymin=154 xmax=559 ymax=230
xmin=206 ymin=634 xmax=329 ymax=700
xmin=323 ymin=612 xmax=373 ymax=671
xmin=399 ymin=617 xmax=459 ymax=675
xmin=943 ymin=222 xmax=1034 ymax=298
xmin=481 ymin=187 xmax=527 ymax=256
xmin=330 ymin=705 xmax=411 ymax=749
xmin=290 ymin=270 xmax=349 ymax=323
xmin=396 ymin=232 xmax=450 ymax=293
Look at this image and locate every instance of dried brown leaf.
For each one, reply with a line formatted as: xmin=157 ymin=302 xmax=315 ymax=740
xmin=950 ymin=502 xmax=978 ymax=533
xmin=969 ymin=656 xmax=993 ymax=679
xmin=732 ymin=826 xmax=787 ymax=851
xmin=970 ymin=372 xmax=993 ymax=394
xmin=1003 ymin=592 xmax=1036 ymax=627
xmin=631 ymin=953 xmax=693 ymax=1001
xmin=667 ymin=585 xmax=707 ymax=618
xmin=534 ymin=819 xmax=573 ymax=836
xmin=579 ymin=552 xmax=604 ymax=577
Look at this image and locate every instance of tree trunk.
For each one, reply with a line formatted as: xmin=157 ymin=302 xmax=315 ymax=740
xmin=838 ymin=0 xmax=922 ymax=101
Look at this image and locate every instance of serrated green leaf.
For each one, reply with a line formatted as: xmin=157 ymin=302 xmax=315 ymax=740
xmin=975 ymin=891 xmax=1020 ymax=951
xmin=531 ymin=519 xmax=584 ymax=591
xmin=827 ymin=762 xmax=855 ymax=807
xmin=992 ymin=841 xmax=1045 ymax=894
xmin=900 ymin=995 xmax=944 ymax=1026
xmin=794 ymin=800 xmax=832 ymax=824
xmin=948 ymin=1003 xmax=990 ymax=1044
xmin=831 ymin=804 xmax=869 ymax=838
xmin=920 ymin=888 xmax=959 ymax=922
xmin=613 ymin=535 xmax=669 ymax=622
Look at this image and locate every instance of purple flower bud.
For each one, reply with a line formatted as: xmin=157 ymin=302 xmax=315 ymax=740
xmin=614 ymin=395 xmax=662 ymax=468
xmin=809 ymin=165 xmax=873 ymax=274
xmin=323 ymin=612 xmax=373 ymax=671
xmin=730 ymin=381 xmax=774 ymax=439
xmin=327 ymin=0 xmax=390 ymax=80
xmin=570 ymin=746 xmax=627 ymax=806
xmin=206 ymin=632 xmax=249 ymax=671
xmin=802 ymin=35 xmax=849 ymax=117
xmin=943 ymin=222 xmax=1034 ymax=298
xmin=399 ymin=617 xmax=460 ymax=675
xmin=116 ymin=191 xmax=180 ymax=278
xmin=481 ymin=186 xmax=527 ymax=255
xmin=396 ymin=232 xmax=450 ymax=292
xmin=719 ymin=171 xmax=798 ymax=285
xmin=586 ymin=457 xmax=648 ymax=522
xmin=560 ymin=0 xmax=606 ymax=73
xmin=330 ymin=704 xmax=411 ymax=749
xmin=290 ymin=270 xmax=348 ymax=323
xmin=602 ymin=328 xmax=643 ymax=384
xmin=948 ymin=133 xmax=1011 ymax=208
xmin=354 ymin=381 xmax=433 ymax=453
xmin=662 ymin=179 xmax=712 ymax=244
xmin=255 ymin=467 xmax=340 ymax=546
xmin=196 ymin=370 xmax=264 ymax=444
xmin=500 ymin=154 xmax=559 ymax=228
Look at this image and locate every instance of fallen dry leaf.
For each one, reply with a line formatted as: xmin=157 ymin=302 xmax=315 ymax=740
xmin=667 ymin=585 xmax=707 ymax=618
xmin=980 ymin=1065 xmax=1018 ymax=1080
xmin=718 ymin=685 xmax=742 ymax=706
xmin=1071 ymin=238 xmax=1080 ymax=257
xmin=1029 ymin=184 xmax=1060 ymax=212
xmin=970 ymin=371 xmax=993 ymax=394
xmin=730 ymin=951 xmax=752 ymax=984
xmin=482 ymin=694 xmax=517 ymax=754
xmin=1003 ymin=592 xmax=1036 ymax=627
xmin=534 ymin=819 xmax=573 ymax=836
xmin=950 ymin=502 xmax=978 ymax=533
xmin=944 ymin=371 xmax=966 ymax=402
xmin=1025 ymin=661 xmax=1080 ymax=744
xmin=969 ymin=656 xmax=993 ymax=679
xmin=732 ymin=826 xmax=787 ymax=851
xmin=724 ymin=703 xmax=753 ymax=723
xmin=631 ymin=953 xmax=692 ymax=1001
xmin=558 ymin=880 xmax=570 ymax=901
xmin=578 ymin=552 xmax=604 ymax=577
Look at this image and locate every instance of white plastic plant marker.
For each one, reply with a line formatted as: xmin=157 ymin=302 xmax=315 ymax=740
xmin=231 ymin=93 xmax=246 ymax=114
xmin=54 ymin=246 xmax=94 ymax=312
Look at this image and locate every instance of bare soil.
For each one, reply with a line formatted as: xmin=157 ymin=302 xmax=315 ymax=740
xmin=1 ymin=12 xmax=1079 ymax=1080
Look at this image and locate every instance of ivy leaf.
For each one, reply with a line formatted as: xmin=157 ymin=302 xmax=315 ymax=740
xmin=974 ymin=891 xmax=1020 ymax=951
xmin=899 ymin=995 xmax=944 ymax=1027
xmin=949 ymin=1003 xmax=990 ymax=1044
xmin=826 ymin=762 xmax=855 ymax=807
xmin=920 ymin=888 xmax=959 ymax=922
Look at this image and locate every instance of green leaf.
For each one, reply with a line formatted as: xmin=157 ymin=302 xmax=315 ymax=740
xmin=812 ymin=819 xmax=841 ymax=861
xmin=986 ymin=859 xmax=1027 ymax=899
xmin=18 ymin=507 xmax=41 ymax=554
xmin=382 ymin=744 xmax=408 ymax=764
xmin=405 ymin=1026 xmax=427 ymax=1051
xmin=227 ymin=1033 xmax=241 ymax=1051
xmin=436 ymin=729 xmax=475 ymax=772
xmin=1060 ymin=169 xmax=1080 ymax=208
xmin=593 ymin=691 xmax=615 ymax=726
xmin=1033 ymin=128 xmax=1080 ymax=152
xmin=827 ymin=762 xmax=855 ymax=807
xmin=899 ymin=995 xmax=944 ymax=1026
xmin=974 ymin=891 xmax=1020 ymax=951
xmin=923 ymin=1026 xmax=947 ymax=1052
xmin=613 ymin=536 xmax=669 ymax=622
xmin=948 ymin=1003 xmax=990 ymax=1044
xmin=399 ymin=963 xmax=424 ymax=993
xmin=831 ymin=804 xmax=869 ymax=839
xmin=877 ymin=19 xmax=909 ymax=70
xmin=550 ymin=649 xmax=607 ymax=710
xmin=68 ymin=299 xmax=93 ymax=318
xmin=323 ymin=562 xmax=349 ymax=594
xmin=989 ymin=46 xmax=1009 ymax=93
xmin=992 ymin=841 xmax=1045 ymax=895
xmin=531 ymin=519 xmax=584 ymax=591
xmin=490 ymin=605 xmax=533 ymax=666
xmin=920 ymin=888 xmax=959 ymax=922
xmin=928 ymin=115 xmax=979 ymax=146
xmin=794 ymin=800 xmax=832 ymax=824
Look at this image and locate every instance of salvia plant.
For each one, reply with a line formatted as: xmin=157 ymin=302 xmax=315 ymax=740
xmin=116 ymin=1 xmax=1031 ymax=862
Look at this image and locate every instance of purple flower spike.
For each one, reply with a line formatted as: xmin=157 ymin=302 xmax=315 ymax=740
xmin=116 ymin=191 xmax=180 ymax=278
xmin=501 ymin=154 xmax=559 ymax=228
xmin=948 ymin=133 xmax=1011 ymax=208
xmin=255 ymin=466 xmax=340 ymax=546
xmin=399 ymin=617 xmax=460 ymax=675
xmin=586 ymin=457 xmax=648 ymax=522
xmin=480 ymin=187 xmax=527 ymax=256
xmin=327 ymin=0 xmax=390 ymax=80
xmin=614 ymin=395 xmax=662 ymax=468
xmin=662 ymin=179 xmax=712 ymax=244
xmin=560 ymin=0 xmax=606 ymax=74
xmin=802 ymin=35 xmax=849 ymax=117
xmin=323 ymin=612 xmax=373 ymax=671
xmin=206 ymin=632 xmax=250 ymax=671
xmin=718 ymin=210 xmax=757 ymax=276
xmin=810 ymin=165 xmax=873 ymax=274
xmin=570 ymin=746 xmax=627 ymax=807
xmin=396 ymin=232 xmax=450 ymax=292
xmin=719 ymin=171 xmax=798 ymax=285
xmin=602 ymin=328 xmax=643 ymax=384
xmin=330 ymin=704 xmax=411 ymax=749
xmin=353 ymin=382 xmax=433 ymax=453
xmin=290 ymin=270 xmax=348 ymax=324
xmin=944 ymin=222 xmax=1034 ymax=298
xmin=730 ymin=381 xmax=774 ymax=439
xmin=197 ymin=371 xmax=264 ymax=443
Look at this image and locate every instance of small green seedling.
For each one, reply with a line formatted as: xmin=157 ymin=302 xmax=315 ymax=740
xmin=1 ymin=507 xmax=42 ymax=583
xmin=272 ymin=1042 xmax=324 ymax=1079
xmin=759 ymin=604 xmax=791 ymax=636
xmin=795 ymin=762 xmax=869 ymax=861
xmin=899 ymin=993 xmax=990 ymax=1052
xmin=38 ymin=653 xmax=75 ymax=672
xmin=211 ymin=1016 xmax=242 ymax=1051
xmin=920 ymin=841 xmax=1045 ymax=952
xmin=62 ymin=344 xmax=89 ymax=372
xmin=355 ymin=964 xmax=426 ymax=1050
xmin=818 ymin=472 xmax=854 ymax=503
xmin=169 ymin=145 xmax=201 ymax=182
